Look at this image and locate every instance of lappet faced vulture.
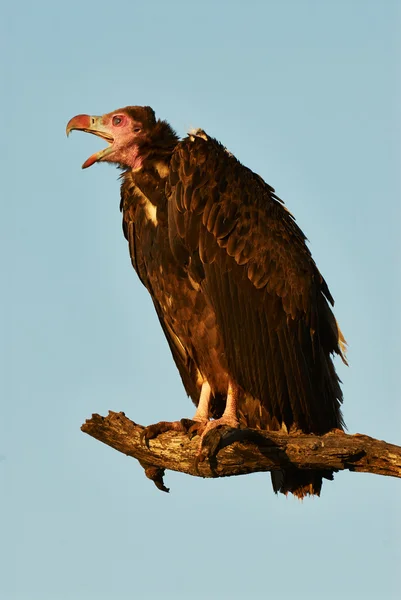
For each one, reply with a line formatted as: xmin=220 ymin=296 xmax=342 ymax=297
xmin=67 ymin=106 xmax=347 ymax=498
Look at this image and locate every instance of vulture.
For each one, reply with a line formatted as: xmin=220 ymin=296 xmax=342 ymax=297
xmin=67 ymin=106 xmax=347 ymax=498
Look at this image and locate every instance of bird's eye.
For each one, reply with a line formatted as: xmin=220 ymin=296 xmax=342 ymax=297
xmin=112 ymin=116 xmax=123 ymax=126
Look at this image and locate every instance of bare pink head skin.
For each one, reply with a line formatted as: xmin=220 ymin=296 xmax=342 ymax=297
xmin=66 ymin=106 xmax=178 ymax=171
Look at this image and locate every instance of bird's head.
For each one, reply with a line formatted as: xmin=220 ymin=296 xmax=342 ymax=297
xmin=66 ymin=106 xmax=178 ymax=170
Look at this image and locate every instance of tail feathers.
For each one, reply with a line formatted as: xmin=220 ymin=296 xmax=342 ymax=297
xmin=271 ymin=468 xmax=334 ymax=499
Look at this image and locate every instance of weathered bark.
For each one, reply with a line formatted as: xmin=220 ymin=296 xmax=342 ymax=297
xmin=81 ymin=411 xmax=401 ymax=492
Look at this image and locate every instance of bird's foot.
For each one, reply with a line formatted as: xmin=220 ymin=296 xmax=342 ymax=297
xmin=185 ymin=416 xmax=209 ymax=439
xmin=195 ymin=414 xmax=240 ymax=469
xmin=140 ymin=419 xmax=195 ymax=447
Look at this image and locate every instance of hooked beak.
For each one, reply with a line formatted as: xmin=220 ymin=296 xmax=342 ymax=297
xmin=66 ymin=114 xmax=115 ymax=169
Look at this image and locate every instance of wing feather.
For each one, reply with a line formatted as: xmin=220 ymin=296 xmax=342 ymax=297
xmin=167 ymin=134 xmax=344 ymax=433
xmin=121 ymin=173 xmax=200 ymax=404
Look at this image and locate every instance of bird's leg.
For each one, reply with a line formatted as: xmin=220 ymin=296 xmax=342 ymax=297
xmin=186 ymin=381 xmax=212 ymax=438
xmin=193 ymin=381 xmax=212 ymax=420
xmin=203 ymin=381 xmax=240 ymax=432
xmin=195 ymin=382 xmax=240 ymax=465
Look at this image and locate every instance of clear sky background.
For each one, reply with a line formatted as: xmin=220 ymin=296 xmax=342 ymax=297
xmin=2 ymin=1 xmax=400 ymax=599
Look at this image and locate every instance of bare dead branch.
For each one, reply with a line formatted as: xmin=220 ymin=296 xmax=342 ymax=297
xmin=81 ymin=411 xmax=401 ymax=492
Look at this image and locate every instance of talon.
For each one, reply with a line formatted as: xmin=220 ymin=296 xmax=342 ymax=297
xmin=187 ymin=419 xmax=207 ymax=439
xmin=193 ymin=381 xmax=240 ymax=466
xmin=179 ymin=418 xmax=196 ymax=433
xmin=140 ymin=429 xmax=151 ymax=448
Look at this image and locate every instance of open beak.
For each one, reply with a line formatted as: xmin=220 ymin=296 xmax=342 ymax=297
xmin=66 ymin=114 xmax=115 ymax=169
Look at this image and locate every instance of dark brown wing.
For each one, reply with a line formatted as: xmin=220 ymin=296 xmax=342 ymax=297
xmin=120 ymin=174 xmax=200 ymax=404
xmin=167 ymin=132 xmax=345 ymax=433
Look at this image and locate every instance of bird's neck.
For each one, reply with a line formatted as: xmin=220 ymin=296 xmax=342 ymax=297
xmin=138 ymin=119 xmax=179 ymax=166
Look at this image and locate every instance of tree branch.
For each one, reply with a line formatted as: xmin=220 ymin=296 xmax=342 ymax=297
xmin=81 ymin=411 xmax=401 ymax=492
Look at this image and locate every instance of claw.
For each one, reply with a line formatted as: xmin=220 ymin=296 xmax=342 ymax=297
xmin=195 ymin=426 xmax=225 ymax=471
xmin=187 ymin=419 xmax=208 ymax=440
xmin=140 ymin=428 xmax=151 ymax=448
xmin=179 ymin=418 xmax=197 ymax=433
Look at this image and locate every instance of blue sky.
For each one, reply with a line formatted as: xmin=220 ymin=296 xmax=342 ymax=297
xmin=2 ymin=1 xmax=400 ymax=598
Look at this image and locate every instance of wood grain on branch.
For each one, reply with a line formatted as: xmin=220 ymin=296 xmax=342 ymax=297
xmin=81 ymin=411 xmax=401 ymax=492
